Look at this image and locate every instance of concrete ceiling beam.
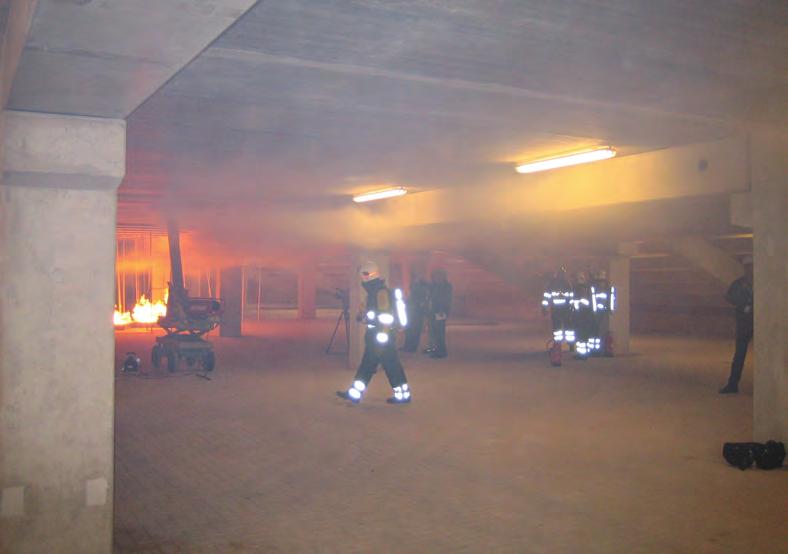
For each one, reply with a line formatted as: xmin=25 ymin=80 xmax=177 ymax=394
xmin=8 ymin=0 xmax=258 ymax=117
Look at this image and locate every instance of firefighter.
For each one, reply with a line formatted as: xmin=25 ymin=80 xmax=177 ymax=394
xmin=402 ymin=273 xmax=430 ymax=352
xmin=543 ymin=267 xmax=575 ymax=366
xmin=719 ymin=258 xmax=754 ymax=394
xmin=571 ymin=271 xmax=594 ymax=360
xmin=337 ymin=261 xmax=412 ymax=404
xmin=589 ymin=269 xmax=616 ymax=356
xmin=426 ymin=269 xmax=452 ymax=358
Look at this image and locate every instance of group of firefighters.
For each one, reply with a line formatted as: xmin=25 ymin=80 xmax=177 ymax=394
xmin=336 ymin=262 xmax=453 ymax=405
xmin=542 ymin=266 xmax=616 ymax=366
xmin=336 ymin=260 xmax=616 ymax=405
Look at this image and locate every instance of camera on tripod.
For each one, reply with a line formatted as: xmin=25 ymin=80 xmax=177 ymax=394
xmin=326 ymin=288 xmax=351 ymax=354
xmin=334 ymin=288 xmax=350 ymax=313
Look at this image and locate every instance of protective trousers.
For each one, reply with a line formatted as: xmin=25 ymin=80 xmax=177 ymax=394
xmin=573 ymin=308 xmax=595 ymax=357
xmin=354 ymin=331 xmax=407 ymax=388
xmin=551 ymin=307 xmax=574 ymax=343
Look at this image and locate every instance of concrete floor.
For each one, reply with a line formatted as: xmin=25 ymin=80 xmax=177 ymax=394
xmin=113 ymin=319 xmax=786 ymax=553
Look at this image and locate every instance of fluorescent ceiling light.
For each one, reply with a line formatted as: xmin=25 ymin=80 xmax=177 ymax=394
xmin=352 ymin=187 xmax=407 ymax=203
xmin=515 ymin=147 xmax=616 ymax=174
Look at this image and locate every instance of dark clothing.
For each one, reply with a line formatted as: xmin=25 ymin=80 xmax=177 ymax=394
xmin=544 ymin=275 xmax=575 ymax=344
xmin=572 ymin=283 xmax=595 ymax=356
xmin=355 ymin=330 xmax=407 ymax=388
xmin=726 ymin=277 xmax=754 ymax=337
xmin=726 ymin=333 xmax=752 ymax=390
xmin=428 ymin=280 xmax=452 ymax=357
xmin=430 ymin=281 xmax=453 ymax=317
xmin=589 ymin=278 xmax=613 ymax=353
xmin=724 ymin=277 xmax=754 ymax=389
xmin=402 ymin=314 xmax=425 ymax=352
xmin=430 ymin=318 xmax=447 ymax=357
xmin=355 ymin=278 xmax=407 ymax=387
xmin=403 ymin=279 xmax=429 ymax=352
xmin=551 ymin=308 xmax=572 ymax=332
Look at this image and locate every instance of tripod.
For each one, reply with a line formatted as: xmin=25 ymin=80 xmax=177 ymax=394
xmin=325 ymin=289 xmax=350 ymax=354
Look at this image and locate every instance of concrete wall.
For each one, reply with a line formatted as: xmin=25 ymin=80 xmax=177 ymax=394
xmin=219 ymin=266 xmax=243 ymax=337
xmin=751 ymin=131 xmax=787 ymax=442
xmin=1 ymin=111 xmax=125 ymax=553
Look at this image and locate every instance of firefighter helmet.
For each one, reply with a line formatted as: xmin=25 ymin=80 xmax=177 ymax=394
xmin=359 ymin=260 xmax=380 ymax=281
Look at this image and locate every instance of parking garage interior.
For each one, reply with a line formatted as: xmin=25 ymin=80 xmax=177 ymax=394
xmin=1 ymin=2 xmax=786 ymax=553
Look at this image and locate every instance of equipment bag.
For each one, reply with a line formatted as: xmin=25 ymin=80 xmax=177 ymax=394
xmin=723 ymin=441 xmax=785 ymax=470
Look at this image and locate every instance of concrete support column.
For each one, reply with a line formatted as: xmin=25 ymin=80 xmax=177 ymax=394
xmin=150 ymin=234 xmax=169 ymax=302
xmin=220 ymin=266 xmax=243 ymax=337
xmin=348 ymin=252 xmax=390 ymax=370
xmin=297 ymin=265 xmax=317 ymax=320
xmin=608 ymin=256 xmax=631 ymax=355
xmin=1 ymin=111 xmax=125 ymax=553
xmin=751 ymin=131 xmax=787 ymax=441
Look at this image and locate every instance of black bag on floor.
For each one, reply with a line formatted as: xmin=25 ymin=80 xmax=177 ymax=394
xmin=723 ymin=441 xmax=785 ymax=470
xmin=754 ymin=441 xmax=785 ymax=470
xmin=723 ymin=442 xmax=757 ymax=470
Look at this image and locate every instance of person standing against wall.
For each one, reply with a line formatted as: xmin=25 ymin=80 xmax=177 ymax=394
xmin=427 ymin=269 xmax=452 ymax=359
xmin=402 ymin=273 xmax=430 ymax=352
xmin=719 ymin=258 xmax=754 ymax=394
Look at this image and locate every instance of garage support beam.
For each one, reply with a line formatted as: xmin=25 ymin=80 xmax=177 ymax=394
xmin=608 ymin=255 xmax=631 ymax=355
xmin=1 ymin=110 xmax=125 ymax=554
xmin=297 ymin=265 xmax=317 ymax=320
xmin=751 ymin=131 xmax=787 ymax=442
xmin=219 ymin=266 xmax=243 ymax=337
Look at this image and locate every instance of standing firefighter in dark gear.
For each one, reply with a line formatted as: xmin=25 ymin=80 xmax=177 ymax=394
xmin=543 ymin=267 xmax=574 ymax=366
xmin=571 ymin=271 xmax=595 ymax=360
xmin=720 ymin=259 xmax=754 ymax=394
xmin=337 ymin=261 xmax=412 ymax=404
xmin=589 ymin=269 xmax=616 ymax=356
xmin=427 ymin=269 xmax=452 ymax=358
xmin=402 ymin=274 xmax=430 ymax=352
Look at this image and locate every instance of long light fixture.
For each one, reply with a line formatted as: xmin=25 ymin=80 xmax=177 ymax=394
xmin=515 ymin=146 xmax=616 ymax=174
xmin=352 ymin=186 xmax=407 ymax=203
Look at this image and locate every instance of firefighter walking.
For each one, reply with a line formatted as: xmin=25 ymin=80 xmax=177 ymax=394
xmin=337 ymin=261 xmax=412 ymax=404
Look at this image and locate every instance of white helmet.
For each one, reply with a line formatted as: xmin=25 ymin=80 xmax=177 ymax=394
xmin=358 ymin=260 xmax=380 ymax=281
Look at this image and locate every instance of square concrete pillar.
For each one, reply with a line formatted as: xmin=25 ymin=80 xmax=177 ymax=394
xmin=608 ymin=256 xmax=631 ymax=355
xmin=1 ymin=111 xmax=125 ymax=553
xmin=220 ymin=266 xmax=243 ymax=337
xmin=751 ymin=131 xmax=787 ymax=442
xmin=348 ymin=252 xmax=390 ymax=370
xmin=297 ymin=265 xmax=317 ymax=320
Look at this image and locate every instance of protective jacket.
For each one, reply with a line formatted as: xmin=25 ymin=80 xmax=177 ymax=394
xmin=543 ymin=275 xmax=573 ymax=310
xmin=590 ymin=278 xmax=615 ymax=313
xmin=362 ymin=278 xmax=407 ymax=345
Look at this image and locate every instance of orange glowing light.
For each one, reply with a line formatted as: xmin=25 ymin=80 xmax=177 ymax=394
xmin=113 ymin=294 xmax=168 ymax=326
xmin=113 ymin=309 xmax=133 ymax=326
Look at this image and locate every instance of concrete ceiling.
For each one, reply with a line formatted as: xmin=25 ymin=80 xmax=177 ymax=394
xmin=9 ymin=0 xmax=788 ymax=258
xmin=9 ymin=0 xmax=258 ymax=117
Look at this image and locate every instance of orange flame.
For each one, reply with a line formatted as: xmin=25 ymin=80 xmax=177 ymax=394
xmin=113 ymin=309 xmax=133 ymax=326
xmin=114 ymin=294 xmax=168 ymax=326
